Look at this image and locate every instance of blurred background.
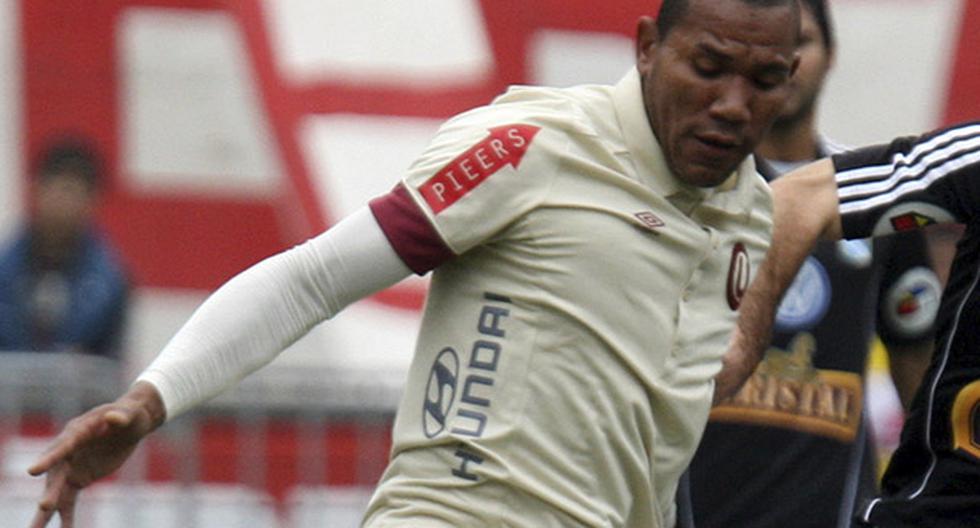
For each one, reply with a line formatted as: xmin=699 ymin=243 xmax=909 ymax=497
xmin=0 ymin=0 xmax=977 ymax=526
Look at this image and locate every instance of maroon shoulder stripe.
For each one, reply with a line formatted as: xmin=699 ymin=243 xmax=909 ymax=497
xmin=369 ymin=183 xmax=455 ymax=275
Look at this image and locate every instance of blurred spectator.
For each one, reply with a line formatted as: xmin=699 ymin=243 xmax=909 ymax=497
xmin=0 ymin=137 xmax=129 ymax=358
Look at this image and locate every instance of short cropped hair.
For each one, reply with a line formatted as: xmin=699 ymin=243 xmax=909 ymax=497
xmin=799 ymin=0 xmax=835 ymax=52
xmin=34 ymin=136 xmax=103 ymax=191
xmin=656 ymin=0 xmax=801 ymax=41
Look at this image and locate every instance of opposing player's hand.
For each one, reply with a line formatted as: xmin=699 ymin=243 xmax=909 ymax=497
xmin=714 ymin=326 xmax=756 ymax=404
xmin=27 ymin=382 xmax=165 ymax=528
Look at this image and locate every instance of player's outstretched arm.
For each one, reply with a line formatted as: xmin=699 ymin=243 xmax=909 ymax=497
xmin=715 ymin=159 xmax=843 ymax=402
xmin=25 ymin=206 xmax=413 ymax=527
xmin=27 ymin=381 xmax=165 ymax=528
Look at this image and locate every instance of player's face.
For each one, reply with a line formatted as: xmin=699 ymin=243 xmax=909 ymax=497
xmin=637 ymin=0 xmax=799 ymax=187
xmin=774 ymin=5 xmax=833 ymax=126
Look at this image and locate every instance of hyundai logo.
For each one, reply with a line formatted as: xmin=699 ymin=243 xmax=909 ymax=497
xmin=423 ymin=347 xmax=459 ymax=438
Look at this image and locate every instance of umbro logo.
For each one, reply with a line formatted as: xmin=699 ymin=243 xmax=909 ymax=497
xmin=634 ymin=211 xmax=665 ymax=233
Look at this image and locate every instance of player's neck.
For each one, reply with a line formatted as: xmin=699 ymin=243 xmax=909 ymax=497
xmin=757 ymin=112 xmax=820 ymax=163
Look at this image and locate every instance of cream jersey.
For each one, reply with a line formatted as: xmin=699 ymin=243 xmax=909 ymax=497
xmin=364 ymin=68 xmax=774 ymax=528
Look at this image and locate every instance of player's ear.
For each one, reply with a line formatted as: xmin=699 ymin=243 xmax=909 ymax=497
xmin=636 ymin=16 xmax=660 ymax=67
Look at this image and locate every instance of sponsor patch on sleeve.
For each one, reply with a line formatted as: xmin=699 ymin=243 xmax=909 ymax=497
xmin=418 ymin=124 xmax=540 ymax=214
xmin=890 ymin=212 xmax=936 ymax=231
xmin=883 ymin=266 xmax=942 ymax=338
xmin=774 ymin=257 xmax=831 ymax=331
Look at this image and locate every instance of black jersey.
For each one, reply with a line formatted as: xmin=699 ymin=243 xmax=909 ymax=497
xmin=684 ymin=153 xmax=940 ymax=528
xmin=834 ymin=121 xmax=980 ymax=527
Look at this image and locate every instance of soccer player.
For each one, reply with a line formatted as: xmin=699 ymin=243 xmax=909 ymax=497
xmin=683 ymin=2 xmax=939 ymax=526
xmin=26 ymin=1 xmax=803 ymax=527
xmin=726 ymin=121 xmax=980 ymax=527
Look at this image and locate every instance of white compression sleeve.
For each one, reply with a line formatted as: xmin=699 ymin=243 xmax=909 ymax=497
xmin=136 ymin=206 xmax=413 ymax=420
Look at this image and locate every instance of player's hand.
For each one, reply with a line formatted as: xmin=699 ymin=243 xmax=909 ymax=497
xmin=714 ymin=328 xmax=752 ymax=404
xmin=714 ymin=323 xmax=768 ymax=405
xmin=27 ymin=382 xmax=165 ymax=528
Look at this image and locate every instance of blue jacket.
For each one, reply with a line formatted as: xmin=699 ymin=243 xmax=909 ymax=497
xmin=0 ymin=227 xmax=129 ymax=358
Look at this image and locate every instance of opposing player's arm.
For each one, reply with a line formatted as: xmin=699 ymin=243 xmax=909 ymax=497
xmin=875 ymin=231 xmax=941 ymax=410
xmin=887 ymin=342 xmax=933 ymax=410
xmin=717 ymin=120 xmax=980 ymax=402
xmin=715 ymin=158 xmax=842 ymax=402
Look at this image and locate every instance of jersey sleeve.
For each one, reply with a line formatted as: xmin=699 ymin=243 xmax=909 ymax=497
xmin=873 ymin=230 xmax=941 ymax=345
xmin=369 ymin=107 xmax=562 ymax=275
xmin=833 ymin=121 xmax=980 ymax=239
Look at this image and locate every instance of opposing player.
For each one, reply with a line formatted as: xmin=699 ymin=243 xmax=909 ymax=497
xmin=683 ymin=1 xmax=939 ymax=526
xmin=728 ymin=121 xmax=980 ymax=527
xmin=27 ymin=1 xmax=803 ymax=527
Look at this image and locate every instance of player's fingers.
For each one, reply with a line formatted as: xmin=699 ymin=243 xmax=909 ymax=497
xmin=56 ymin=488 xmax=79 ymax=528
xmin=28 ymin=505 xmax=56 ymax=528
xmin=28 ymin=408 xmax=120 ymax=476
xmin=103 ymin=407 xmax=136 ymax=428
xmin=27 ymin=436 xmax=79 ymax=476
xmin=60 ymin=509 xmax=75 ymax=528
xmin=31 ymin=485 xmax=79 ymax=528
xmin=30 ymin=470 xmax=67 ymax=528
xmin=37 ymin=469 xmax=68 ymax=511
